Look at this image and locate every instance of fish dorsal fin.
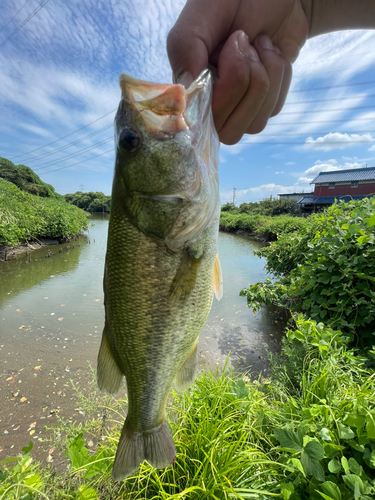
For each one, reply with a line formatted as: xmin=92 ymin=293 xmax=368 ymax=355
xmin=213 ymin=253 xmax=223 ymax=301
xmin=170 ymin=252 xmax=203 ymax=302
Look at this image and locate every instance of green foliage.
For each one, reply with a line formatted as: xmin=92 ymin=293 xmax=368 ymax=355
xmin=64 ymin=191 xmax=111 ymax=212
xmin=0 ymin=156 xmax=62 ymax=199
xmin=220 ymin=212 xmax=310 ymax=241
xmin=2 ymin=320 xmax=375 ymax=499
xmin=241 ymin=199 xmax=375 ymax=339
xmin=0 ymin=178 xmax=89 ymax=246
xmin=221 ymin=202 xmax=238 ymax=212
xmin=239 ymin=196 xmax=298 ymax=216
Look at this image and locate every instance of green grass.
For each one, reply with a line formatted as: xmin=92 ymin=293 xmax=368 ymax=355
xmin=0 ymin=178 xmax=89 ymax=246
xmin=2 ymin=319 xmax=375 ymax=499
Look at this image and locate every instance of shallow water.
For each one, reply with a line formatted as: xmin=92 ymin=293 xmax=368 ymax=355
xmin=0 ymin=214 xmax=286 ymax=459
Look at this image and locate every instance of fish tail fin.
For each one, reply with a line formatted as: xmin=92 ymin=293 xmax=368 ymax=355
xmin=112 ymin=420 xmax=176 ymax=481
xmin=97 ymin=326 xmax=124 ymax=394
xmin=175 ymin=340 xmax=198 ymax=391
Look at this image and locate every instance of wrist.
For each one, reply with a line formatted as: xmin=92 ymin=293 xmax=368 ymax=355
xmin=300 ymin=0 xmax=375 ymax=38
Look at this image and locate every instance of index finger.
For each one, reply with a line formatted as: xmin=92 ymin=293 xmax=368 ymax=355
xmin=167 ymin=0 xmax=239 ymax=86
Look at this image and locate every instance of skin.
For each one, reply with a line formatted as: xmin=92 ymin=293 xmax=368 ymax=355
xmin=167 ymin=0 xmax=375 ymax=145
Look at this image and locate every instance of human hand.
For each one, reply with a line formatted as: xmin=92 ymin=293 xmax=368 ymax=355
xmin=167 ymin=0 xmax=309 ymax=145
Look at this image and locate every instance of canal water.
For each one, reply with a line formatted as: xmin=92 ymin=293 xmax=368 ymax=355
xmin=0 ymin=214 xmax=285 ymax=460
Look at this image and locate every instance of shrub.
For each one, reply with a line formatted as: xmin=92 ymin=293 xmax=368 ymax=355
xmin=241 ymin=198 xmax=375 ymax=340
xmin=0 ymin=178 xmax=89 ymax=246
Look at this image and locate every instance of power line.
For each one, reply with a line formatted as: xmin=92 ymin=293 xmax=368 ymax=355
xmin=267 ymin=117 xmax=375 ymax=125
xmin=290 ymin=80 xmax=375 ymax=93
xmin=259 ymin=130 xmax=375 ymax=137
xmin=32 ymin=136 xmax=113 ymax=171
xmin=25 ymin=123 xmax=113 ymax=163
xmin=0 ymin=0 xmax=33 ymax=35
xmin=285 ymin=94 xmax=375 ymax=106
xmin=280 ymin=105 xmax=375 ymax=115
xmin=0 ymin=0 xmax=51 ymax=50
xmin=296 ymin=49 xmax=375 ymax=67
xmin=10 ymin=108 xmax=117 ymax=160
xmin=41 ymin=148 xmax=114 ymax=175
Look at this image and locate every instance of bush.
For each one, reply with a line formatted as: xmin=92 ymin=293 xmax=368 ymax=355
xmin=64 ymin=191 xmax=111 ymax=212
xmin=220 ymin=212 xmax=310 ymax=240
xmin=241 ymin=198 xmax=375 ymax=340
xmin=0 ymin=178 xmax=89 ymax=246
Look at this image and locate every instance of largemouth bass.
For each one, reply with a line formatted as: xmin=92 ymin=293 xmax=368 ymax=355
xmin=97 ymin=69 xmax=222 ymax=481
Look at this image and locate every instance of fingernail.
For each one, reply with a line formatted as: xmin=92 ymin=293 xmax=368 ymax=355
xmin=259 ymin=35 xmax=274 ymax=50
xmin=177 ymin=72 xmax=194 ymax=89
xmin=237 ymin=31 xmax=258 ymax=62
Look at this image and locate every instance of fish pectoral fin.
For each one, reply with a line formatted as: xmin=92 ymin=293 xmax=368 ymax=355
xmin=213 ymin=252 xmax=223 ymax=301
xmin=175 ymin=340 xmax=198 ymax=392
xmin=97 ymin=326 xmax=124 ymax=394
xmin=170 ymin=252 xmax=203 ymax=302
xmin=112 ymin=420 xmax=176 ymax=481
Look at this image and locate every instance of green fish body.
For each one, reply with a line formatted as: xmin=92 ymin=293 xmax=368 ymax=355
xmin=97 ymin=70 xmax=222 ymax=481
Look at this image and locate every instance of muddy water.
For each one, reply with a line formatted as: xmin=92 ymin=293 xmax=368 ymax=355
xmin=0 ymin=214 xmax=286 ymax=461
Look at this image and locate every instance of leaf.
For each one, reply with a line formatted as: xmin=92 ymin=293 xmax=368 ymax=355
xmin=348 ymin=457 xmax=362 ymax=476
xmin=320 ymin=428 xmax=332 ymax=441
xmin=366 ymin=413 xmax=375 ymax=439
xmin=328 ymin=459 xmax=341 ymax=473
xmin=341 ymin=456 xmax=350 ymax=475
xmin=304 ymin=441 xmax=324 ymax=460
xmin=319 ymin=481 xmax=342 ymax=500
xmin=342 ymin=474 xmax=363 ymax=500
xmin=290 ymin=458 xmax=306 ymax=476
xmin=231 ymin=379 xmax=249 ymax=399
xmin=281 ymin=483 xmax=294 ymax=500
xmin=274 ymin=428 xmax=303 ymax=452
xmin=22 ymin=441 xmax=33 ymax=455
xmin=20 ymin=397 xmax=27 ymax=403
xmin=301 ymin=443 xmax=325 ymax=482
xmin=338 ymin=423 xmax=355 ymax=440
xmin=34 ymin=366 xmax=41 ymax=370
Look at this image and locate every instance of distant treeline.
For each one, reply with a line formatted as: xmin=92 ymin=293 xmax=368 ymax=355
xmin=221 ymin=196 xmax=297 ymax=217
xmin=64 ymin=191 xmax=111 ymax=212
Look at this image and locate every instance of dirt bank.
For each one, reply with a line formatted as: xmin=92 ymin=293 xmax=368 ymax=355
xmin=0 ymin=237 xmax=80 ymax=262
xmin=219 ymin=226 xmax=271 ymax=243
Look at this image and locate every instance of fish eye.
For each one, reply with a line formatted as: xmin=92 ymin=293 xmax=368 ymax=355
xmin=118 ymin=127 xmax=140 ymax=153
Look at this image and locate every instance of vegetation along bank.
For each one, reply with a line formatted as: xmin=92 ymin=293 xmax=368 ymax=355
xmin=1 ymin=197 xmax=375 ymax=498
xmin=0 ymin=157 xmax=89 ymax=259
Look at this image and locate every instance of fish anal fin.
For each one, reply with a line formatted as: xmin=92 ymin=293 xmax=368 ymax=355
xmin=170 ymin=253 xmax=203 ymax=302
xmin=97 ymin=326 xmax=124 ymax=394
xmin=175 ymin=340 xmax=198 ymax=392
xmin=112 ymin=420 xmax=176 ymax=481
xmin=213 ymin=253 xmax=223 ymax=301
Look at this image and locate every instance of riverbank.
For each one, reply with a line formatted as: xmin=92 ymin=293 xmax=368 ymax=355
xmin=220 ymin=211 xmax=309 ymax=242
xmin=0 ymin=178 xmax=89 ymax=254
xmin=0 ymin=236 xmax=84 ymax=261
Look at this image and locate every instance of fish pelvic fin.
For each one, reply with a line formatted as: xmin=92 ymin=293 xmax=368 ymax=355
xmin=170 ymin=252 xmax=203 ymax=302
xmin=97 ymin=326 xmax=124 ymax=394
xmin=175 ymin=340 xmax=198 ymax=392
xmin=213 ymin=252 xmax=223 ymax=301
xmin=112 ymin=420 xmax=176 ymax=481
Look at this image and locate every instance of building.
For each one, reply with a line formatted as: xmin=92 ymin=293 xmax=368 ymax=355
xmin=298 ymin=166 xmax=375 ymax=210
xmin=278 ymin=192 xmax=313 ymax=202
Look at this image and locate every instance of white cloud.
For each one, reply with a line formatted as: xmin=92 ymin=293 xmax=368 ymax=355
xmin=297 ymin=159 xmax=366 ymax=184
xmin=303 ymin=133 xmax=375 ymax=151
xmin=275 ymin=171 xmax=284 ymax=174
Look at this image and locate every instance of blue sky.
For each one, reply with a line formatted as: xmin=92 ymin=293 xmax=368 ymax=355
xmin=0 ymin=0 xmax=375 ymax=204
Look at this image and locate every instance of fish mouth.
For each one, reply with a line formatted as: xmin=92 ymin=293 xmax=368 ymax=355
xmin=118 ymin=70 xmax=212 ymax=140
xmin=119 ymin=74 xmax=188 ymax=138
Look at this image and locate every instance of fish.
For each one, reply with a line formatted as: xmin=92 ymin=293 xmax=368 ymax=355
xmin=97 ymin=69 xmax=222 ymax=481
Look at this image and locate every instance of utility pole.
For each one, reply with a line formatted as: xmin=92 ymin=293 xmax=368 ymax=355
xmin=232 ymin=187 xmax=236 ymax=205
xmin=79 ymin=184 xmax=84 ymax=192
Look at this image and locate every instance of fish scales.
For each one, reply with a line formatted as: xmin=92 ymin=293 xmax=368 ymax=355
xmin=97 ymin=69 xmax=222 ymax=480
